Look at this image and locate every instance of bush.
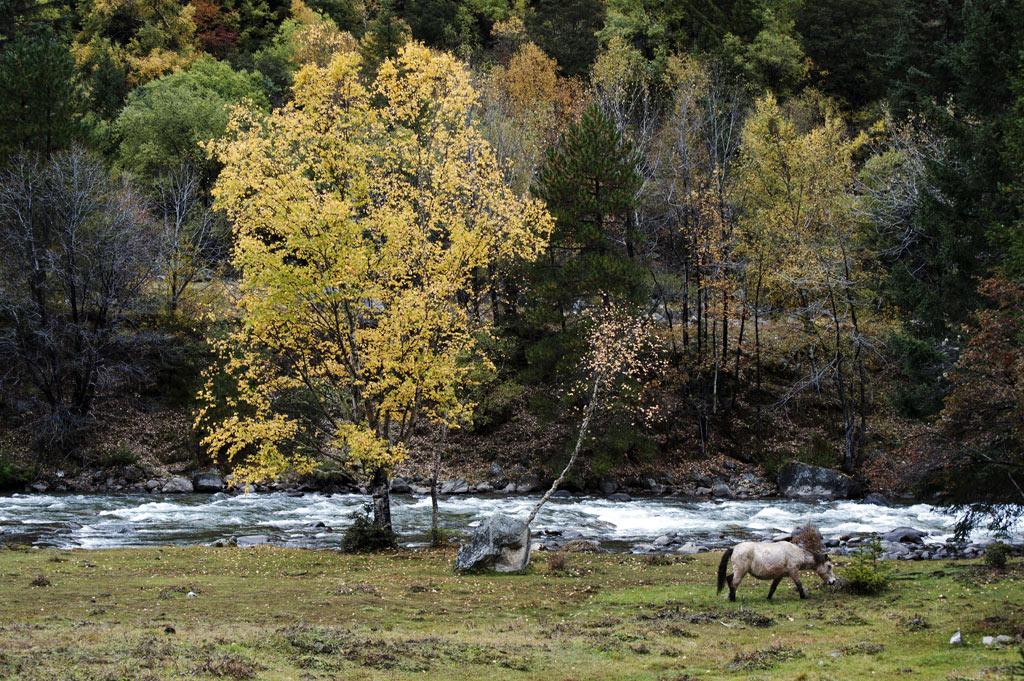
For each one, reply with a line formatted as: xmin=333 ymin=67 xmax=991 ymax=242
xmin=342 ymin=505 xmax=397 ymax=553
xmin=99 ymin=444 xmax=138 ymax=468
xmin=546 ymin=551 xmax=568 ymax=572
xmin=985 ymin=542 xmax=1012 ymax=570
xmin=427 ymin=526 xmax=457 ymax=548
xmin=842 ymin=537 xmax=895 ymax=594
xmin=0 ymin=454 xmax=31 ymax=491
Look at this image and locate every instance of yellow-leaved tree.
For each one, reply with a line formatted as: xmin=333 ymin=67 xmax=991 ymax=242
xmin=198 ymin=43 xmax=551 ymax=528
xmin=736 ymin=94 xmax=877 ymax=472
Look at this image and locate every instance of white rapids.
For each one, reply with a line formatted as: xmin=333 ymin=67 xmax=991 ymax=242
xmin=0 ymin=491 xmax=1018 ymax=550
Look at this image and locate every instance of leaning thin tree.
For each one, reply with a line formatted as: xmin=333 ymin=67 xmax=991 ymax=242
xmin=197 ymin=44 xmax=550 ymax=529
xmin=526 ymin=306 xmax=663 ymax=527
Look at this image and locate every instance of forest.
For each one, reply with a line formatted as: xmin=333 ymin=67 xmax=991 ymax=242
xmin=0 ymin=0 xmax=1022 ymax=533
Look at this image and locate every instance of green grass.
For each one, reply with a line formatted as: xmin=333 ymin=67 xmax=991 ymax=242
xmin=0 ymin=546 xmax=1021 ymax=680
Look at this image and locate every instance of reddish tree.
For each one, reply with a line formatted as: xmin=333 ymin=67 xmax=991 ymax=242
xmin=869 ymin=275 xmax=1024 ymax=536
xmin=191 ymin=0 xmax=239 ymax=58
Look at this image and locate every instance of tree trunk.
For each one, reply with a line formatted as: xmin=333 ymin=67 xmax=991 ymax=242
xmin=371 ymin=466 xmax=392 ymax=528
xmin=526 ymin=376 xmax=601 ymax=527
xmin=430 ymin=424 xmax=447 ymax=543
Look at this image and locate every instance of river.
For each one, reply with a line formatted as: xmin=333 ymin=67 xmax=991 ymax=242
xmin=2 ymin=491 xmax=1017 ymax=552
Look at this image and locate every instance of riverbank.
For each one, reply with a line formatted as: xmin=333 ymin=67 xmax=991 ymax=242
xmin=1 ymin=546 xmax=1022 ymax=680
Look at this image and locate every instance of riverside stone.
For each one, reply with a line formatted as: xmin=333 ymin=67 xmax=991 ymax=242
xmin=192 ymin=472 xmax=224 ymax=493
xmin=161 ymin=477 xmax=194 ymax=494
xmin=455 ymin=513 xmax=531 ymax=572
xmin=777 ymin=461 xmax=861 ymax=500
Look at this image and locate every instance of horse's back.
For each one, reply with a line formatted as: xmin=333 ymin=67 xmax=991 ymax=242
xmin=738 ymin=541 xmax=803 ymax=578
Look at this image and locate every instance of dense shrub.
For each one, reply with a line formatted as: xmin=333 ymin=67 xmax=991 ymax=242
xmin=0 ymin=454 xmax=30 ymax=491
xmin=842 ymin=537 xmax=895 ymax=594
xmin=342 ymin=505 xmax=397 ymax=553
xmin=985 ymin=542 xmax=1012 ymax=570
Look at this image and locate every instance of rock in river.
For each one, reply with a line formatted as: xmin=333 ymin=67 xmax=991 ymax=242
xmin=161 ymin=477 xmax=194 ymax=494
xmin=455 ymin=513 xmax=531 ymax=572
xmin=192 ymin=472 xmax=224 ymax=493
xmin=777 ymin=461 xmax=861 ymax=500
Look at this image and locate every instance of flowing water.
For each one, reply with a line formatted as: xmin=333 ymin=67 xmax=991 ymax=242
xmin=2 ymin=492 xmax=1017 ymax=551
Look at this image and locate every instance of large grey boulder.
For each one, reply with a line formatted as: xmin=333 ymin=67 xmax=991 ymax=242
xmin=192 ymin=472 xmax=224 ymax=493
xmin=777 ymin=461 xmax=861 ymax=500
xmin=455 ymin=513 xmax=531 ymax=572
xmin=162 ymin=477 xmax=194 ymax=494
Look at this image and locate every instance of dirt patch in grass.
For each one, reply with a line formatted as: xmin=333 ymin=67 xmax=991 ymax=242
xmin=275 ymin=626 xmax=532 ymax=672
xmin=196 ymin=651 xmax=263 ymax=679
xmin=639 ymin=603 xmax=774 ymax=628
xmin=839 ymin=641 xmax=885 ymax=655
xmin=730 ymin=644 xmax=804 ymax=670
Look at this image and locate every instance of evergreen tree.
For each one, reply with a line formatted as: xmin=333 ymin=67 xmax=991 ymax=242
xmin=0 ymin=32 xmax=81 ymax=161
xmin=522 ymin=104 xmax=645 ymax=381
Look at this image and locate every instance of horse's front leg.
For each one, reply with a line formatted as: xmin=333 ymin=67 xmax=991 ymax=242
xmin=767 ymin=577 xmax=783 ymax=600
xmin=792 ymin=574 xmax=806 ymax=599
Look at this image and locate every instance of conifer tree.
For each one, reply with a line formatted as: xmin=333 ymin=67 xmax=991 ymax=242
xmin=524 ymin=104 xmax=645 ymax=379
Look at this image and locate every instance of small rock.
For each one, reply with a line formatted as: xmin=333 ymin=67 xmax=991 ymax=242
xmin=29 ymin=481 xmax=49 ymax=494
xmin=235 ymin=535 xmax=271 ymax=547
xmin=440 ymin=478 xmax=469 ymax=495
xmin=551 ymin=490 xmax=572 ymax=499
xmin=607 ymin=493 xmax=631 ymax=502
xmin=186 ymin=591 xmax=197 ymax=598
xmin=996 ymin=635 xmax=1014 ymax=644
xmin=982 ymin=636 xmax=995 ymax=646
xmin=950 ymin=631 xmax=962 ymax=646
xmin=862 ymin=492 xmax=891 ymax=506
xmin=390 ymin=477 xmax=411 ymax=494
xmin=515 ymin=476 xmax=541 ymax=494
xmin=598 ymin=479 xmax=618 ymax=496
xmin=653 ymin=534 xmax=673 ymax=547
xmin=695 ymin=486 xmax=712 ymax=496
xmin=676 ymin=542 xmax=700 ymax=554
xmin=500 ymin=482 xmax=516 ymax=493
xmin=487 ymin=462 xmax=503 ymax=478
xmin=473 ymin=481 xmax=494 ymax=493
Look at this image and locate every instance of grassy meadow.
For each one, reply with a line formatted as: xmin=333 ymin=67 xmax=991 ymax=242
xmin=0 ymin=546 xmax=1021 ymax=681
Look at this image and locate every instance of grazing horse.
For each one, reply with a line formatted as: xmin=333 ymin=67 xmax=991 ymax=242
xmin=717 ymin=541 xmax=837 ymax=601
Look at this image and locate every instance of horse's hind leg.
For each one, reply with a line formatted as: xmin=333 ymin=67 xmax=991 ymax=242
xmin=767 ymin=577 xmax=782 ymax=600
xmin=728 ymin=568 xmax=746 ymax=602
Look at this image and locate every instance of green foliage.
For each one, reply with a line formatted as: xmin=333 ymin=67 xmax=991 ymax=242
xmin=527 ymin=104 xmax=646 ymax=338
xmin=342 ymin=505 xmax=398 ymax=553
xmin=984 ymin=542 xmax=1011 ymax=570
xmin=427 ymin=526 xmax=457 ymax=548
xmin=526 ymin=0 xmax=603 ymax=77
xmin=0 ymin=31 xmax=82 ymax=161
xmin=795 ymin=0 xmax=895 ymax=111
xmin=99 ymin=444 xmax=139 ymax=468
xmin=0 ymin=454 xmax=31 ymax=491
xmin=114 ymin=56 xmax=268 ymax=182
xmin=887 ymin=329 xmax=950 ymax=418
xmin=842 ymin=537 xmax=894 ymax=595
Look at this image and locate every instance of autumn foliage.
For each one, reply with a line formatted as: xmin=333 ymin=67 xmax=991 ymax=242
xmin=197 ymin=44 xmax=551 ymax=525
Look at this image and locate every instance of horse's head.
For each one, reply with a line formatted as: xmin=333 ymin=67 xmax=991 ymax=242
xmin=813 ymin=552 xmax=837 ymax=585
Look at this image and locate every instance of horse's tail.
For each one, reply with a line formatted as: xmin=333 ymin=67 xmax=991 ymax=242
xmin=717 ymin=548 xmax=733 ymax=594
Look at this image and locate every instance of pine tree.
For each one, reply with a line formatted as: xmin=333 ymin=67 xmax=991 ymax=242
xmin=523 ymin=104 xmax=645 ymax=381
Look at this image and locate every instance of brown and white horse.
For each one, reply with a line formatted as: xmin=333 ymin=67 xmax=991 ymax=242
xmin=717 ymin=541 xmax=837 ymax=601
